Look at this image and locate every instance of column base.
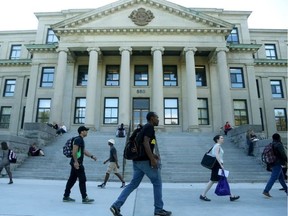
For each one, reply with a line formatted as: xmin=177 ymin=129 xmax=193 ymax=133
xmin=187 ymin=125 xmax=200 ymax=132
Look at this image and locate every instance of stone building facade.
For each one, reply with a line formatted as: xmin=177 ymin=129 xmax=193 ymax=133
xmin=0 ymin=0 xmax=287 ymax=138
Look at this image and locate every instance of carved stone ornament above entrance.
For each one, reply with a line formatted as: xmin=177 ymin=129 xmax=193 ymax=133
xmin=129 ymin=8 xmax=154 ymax=26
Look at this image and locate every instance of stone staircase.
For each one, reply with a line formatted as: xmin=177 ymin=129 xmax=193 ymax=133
xmin=11 ymin=131 xmax=270 ymax=183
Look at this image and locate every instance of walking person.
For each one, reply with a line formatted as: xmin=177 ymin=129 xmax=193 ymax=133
xmin=263 ymin=133 xmax=287 ymax=197
xmin=98 ymin=139 xmax=125 ymax=188
xmin=63 ymin=126 xmax=97 ymax=204
xmin=110 ymin=112 xmax=172 ymax=216
xmin=200 ymin=135 xmax=240 ymax=202
xmin=0 ymin=141 xmax=13 ymax=184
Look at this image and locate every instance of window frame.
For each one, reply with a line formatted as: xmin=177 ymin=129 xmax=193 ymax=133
xmin=77 ymin=65 xmax=88 ymax=86
xmin=105 ymin=65 xmax=120 ymax=86
xmin=270 ymin=80 xmax=284 ymax=98
xmin=104 ymin=97 xmax=119 ymax=124
xmin=230 ymin=67 xmax=245 ymax=88
xmin=36 ymin=99 xmax=51 ymax=123
xmin=233 ymin=100 xmax=249 ymax=126
xmin=163 ymin=65 xmax=178 ymax=86
xmin=74 ymin=97 xmax=86 ymax=124
xmin=265 ymin=44 xmax=277 ymax=60
xmin=274 ymin=108 xmax=287 ymax=131
xmin=164 ymin=98 xmax=179 ymax=125
xmin=40 ymin=67 xmax=54 ymax=88
xmin=134 ymin=65 xmax=149 ymax=86
xmin=10 ymin=44 xmax=21 ymax=60
xmin=195 ymin=66 xmax=207 ymax=87
xmin=198 ymin=98 xmax=209 ymax=125
xmin=226 ymin=28 xmax=239 ymax=44
xmin=0 ymin=106 xmax=12 ymax=129
xmin=3 ymin=79 xmax=16 ymax=97
xmin=46 ymin=28 xmax=58 ymax=44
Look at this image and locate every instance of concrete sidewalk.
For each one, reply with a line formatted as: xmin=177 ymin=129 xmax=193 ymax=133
xmin=0 ymin=178 xmax=287 ymax=216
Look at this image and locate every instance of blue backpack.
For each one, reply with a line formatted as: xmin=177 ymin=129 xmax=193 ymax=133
xmin=63 ymin=137 xmax=77 ymax=158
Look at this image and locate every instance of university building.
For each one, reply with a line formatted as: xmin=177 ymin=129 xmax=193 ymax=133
xmin=0 ymin=0 xmax=287 ymax=138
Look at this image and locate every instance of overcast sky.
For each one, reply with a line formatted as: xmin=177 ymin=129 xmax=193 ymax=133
xmin=0 ymin=0 xmax=287 ymax=31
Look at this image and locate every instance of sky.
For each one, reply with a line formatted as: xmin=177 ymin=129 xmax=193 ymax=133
xmin=0 ymin=0 xmax=287 ymax=31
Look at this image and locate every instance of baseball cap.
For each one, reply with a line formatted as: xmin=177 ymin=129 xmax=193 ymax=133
xmin=78 ymin=126 xmax=89 ymax=134
xmin=108 ymin=139 xmax=115 ymax=145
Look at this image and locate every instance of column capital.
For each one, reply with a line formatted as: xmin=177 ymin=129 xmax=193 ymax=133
xmin=119 ymin=47 xmax=132 ymax=55
xmin=183 ymin=47 xmax=197 ymax=54
xmin=151 ymin=47 xmax=165 ymax=55
xmin=87 ymin=47 xmax=101 ymax=54
xmin=216 ymin=47 xmax=229 ymax=53
xmin=56 ymin=47 xmax=69 ymax=53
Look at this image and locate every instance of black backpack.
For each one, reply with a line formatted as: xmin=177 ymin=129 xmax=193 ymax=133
xmin=124 ymin=127 xmax=144 ymax=160
xmin=63 ymin=137 xmax=77 ymax=158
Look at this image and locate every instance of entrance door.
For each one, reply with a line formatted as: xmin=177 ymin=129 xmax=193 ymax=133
xmin=133 ymin=98 xmax=149 ymax=129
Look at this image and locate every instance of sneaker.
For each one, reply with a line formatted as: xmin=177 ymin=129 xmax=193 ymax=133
xmin=120 ymin=182 xmax=126 ymax=188
xmin=154 ymin=209 xmax=172 ymax=216
xmin=110 ymin=205 xmax=122 ymax=216
xmin=82 ymin=197 xmax=94 ymax=204
xmin=230 ymin=195 xmax=240 ymax=201
xmin=199 ymin=195 xmax=211 ymax=201
xmin=263 ymin=191 xmax=272 ymax=198
xmin=63 ymin=196 xmax=75 ymax=202
xmin=8 ymin=181 xmax=13 ymax=184
xmin=98 ymin=183 xmax=106 ymax=188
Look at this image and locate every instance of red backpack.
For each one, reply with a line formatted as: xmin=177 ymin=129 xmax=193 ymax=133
xmin=261 ymin=143 xmax=277 ymax=164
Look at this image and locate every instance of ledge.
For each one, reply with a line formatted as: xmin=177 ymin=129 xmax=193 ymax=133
xmin=0 ymin=59 xmax=32 ymax=66
xmin=254 ymin=59 xmax=287 ymax=66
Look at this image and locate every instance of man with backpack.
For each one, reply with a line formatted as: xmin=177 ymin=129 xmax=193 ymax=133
xmin=263 ymin=133 xmax=287 ymax=198
xmin=110 ymin=112 xmax=172 ymax=216
xmin=63 ymin=126 xmax=97 ymax=204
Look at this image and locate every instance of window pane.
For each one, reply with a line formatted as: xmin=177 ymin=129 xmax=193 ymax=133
xmin=196 ymin=66 xmax=207 ymax=87
xmin=3 ymin=79 xmax=16 ymax=97
xmin=274 ymin=108 xmax=287 ymax=131
xmin=74 ymin=98 xmax=86 ymax=124
xmin=233 ymin=100 xmax=248 ymax=126
xmin=163 ymin=65 xmax=177 ymax=86
xmin=77 ymin=65 xmax=88 ymax=86
xmin=41 ymin=67 xmax=54 ymax=87
xmin=37 ymin=99 xmax=51 ymax=123
xmin=0 ymin=107 xmax=12 ymax=128
xmin=10 ymin=45 xmax=21 ymax=60
xmin=198 ymin=98 xmax=209 ymax=125
xmin=104 ymin=98 xmax=119 ymax=124
xmin=106 ymin=65 xmax=120 ymax=86
xmin=230 ymin=68 xmax=244 ymax=88
xmin=164 ymin=98 xmax=179 ymax=125
xmin=135 ymin=65 xmax=148 ymax=86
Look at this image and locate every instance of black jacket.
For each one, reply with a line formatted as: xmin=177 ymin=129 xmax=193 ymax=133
xmin=273 ymin=141 xmax=287 ymax=166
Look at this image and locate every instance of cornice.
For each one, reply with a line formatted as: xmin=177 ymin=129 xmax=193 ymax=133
xmin=52 ymin=0 xmax=233 ymax=30
xmin=228 ymin=44 xmax=261 ymax=53
xmin=55 ymin=27 xmax=232 ymax=36
xmin=25 ymin=44 xmax=57 ymax=53
xmin=0 ymin=59 xmax=32 ymax=66
xmin=254 ymin=59 xmax=287 ymax=66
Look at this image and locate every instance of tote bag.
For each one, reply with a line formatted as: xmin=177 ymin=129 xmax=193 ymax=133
xmin=201 ymin=148 xmax=216 ymax=169
xmin=215 ymin=172 xmax=231 ymax=196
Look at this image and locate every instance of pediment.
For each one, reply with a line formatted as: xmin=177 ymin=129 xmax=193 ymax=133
xmin=52 ymin=0 xmax=234 ymax=35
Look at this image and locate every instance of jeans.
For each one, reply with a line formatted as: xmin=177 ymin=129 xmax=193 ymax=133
xmin=113 ymin=160 xmax=164 ymax=212
xmin=64 ymin=164 xmax=87 ymax=199
xmin=264 ymin=163 xmax=287 ymax=193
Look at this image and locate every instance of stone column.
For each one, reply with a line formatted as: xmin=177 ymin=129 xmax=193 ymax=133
xmin=151 ymin=47 xmax=164 ymax=126
xmin=246 ymin=65 xmax=261 ymax=125
xmin=216 ymin=47 xmax=233 ymax=125
xmin=184 ymin=47 xmax=199 ymax=131
xmin=24 ymin=63 xmax=40 ymax=122
xmin=85 ymin=47 xmax=101 ymax=129
xmin=119 ymin=47 xmax=132 ymax=126
xmin=51 ymin=47 xmax=68 ymax=123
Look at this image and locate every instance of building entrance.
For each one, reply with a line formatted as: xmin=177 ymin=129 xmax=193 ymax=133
xmin=132 ymin=98 xmax=149 ymax=129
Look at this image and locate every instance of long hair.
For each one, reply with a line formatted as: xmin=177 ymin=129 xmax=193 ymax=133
xmin=1 ymin=141 xmax=9 ymax=150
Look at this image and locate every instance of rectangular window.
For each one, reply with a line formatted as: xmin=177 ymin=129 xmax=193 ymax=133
xmin=104 ymin=98 xmax=119 ymax=124
xmin=271 ymin=80 xmax=283 ymax=98
xmin=74 ymin=98 xmax=86 ymax=124
xmin=10 ymin=45 xmax=21 ymax=60
xmin=164 ymin=98 xmax=179 ymax=125
xmin=256 ymin=80 xmax=260 ymax=98
xmin=21 ymin=106 xmax=26 ymax=129
xmin=36 ymin=99 xmax=51 ymax=123
xmin=46 ymin=29 xmax=58 ymax=44
xmin=163 ymin=65 xmax=177 ymax=86
xmin=196 ymin=66 xmax=207 ymax=87
xmin=3 ymin=79 xmax=16 ymax=97
xmin=0 ymin=106 xmax=12 ymax=129
xmin=77 ymin=65 xmax=88 ymax=86
xmin=105 ymin=65 xmax=120 ymax=86
xmin=233 ymin=100 xmax=248 ymax=126
xmin=265 ymin=44 xmax=277 ymax=59
xmin=230 ymin=68 xmax=245 ymax=88
xmin=134 ymin=65 xmax=148 ymax=86
xmin=198 ymin=98 xmax=209 ymax=125
xmin=40 ymin=67 xmax=54 ymax=87
xmin=226 ymin=28 xmax=239 ymax=44
xmin=25 ymin=79 xmax=30 ymax=97
xmin=274 ymin=108 xmax=287 ymax=131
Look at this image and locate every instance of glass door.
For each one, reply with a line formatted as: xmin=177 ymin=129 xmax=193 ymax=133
xmin=133 ymin=98 xmax=149 ymax=129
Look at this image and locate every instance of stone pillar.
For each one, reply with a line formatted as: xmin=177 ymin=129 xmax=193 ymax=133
xmin=246 ymin=65 xmax=261 ymax=125
xmin=119 ymin=47 xmax=132 ymax=126
xmin=184 ymin=47 xmax=199 ymax=131
xmin=151 ymin=47 xmax=164 ymax=126
xmin=216 ymin=47 xmax=233 ymax=125
xmin=51 ymin=47 xmax=68 ymax=123
xmin=85 ymin=47 xmax=101 ymax=129
xmin=24 ymin=63 xmax=40 ymax=122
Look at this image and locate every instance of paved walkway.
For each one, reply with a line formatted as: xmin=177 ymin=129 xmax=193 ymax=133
xmin=0 ymin=178 xmax=286 ymax=216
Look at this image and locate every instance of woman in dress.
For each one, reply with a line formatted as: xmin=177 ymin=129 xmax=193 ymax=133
xmin=0 ymin=141 xmax=13 ymax=184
